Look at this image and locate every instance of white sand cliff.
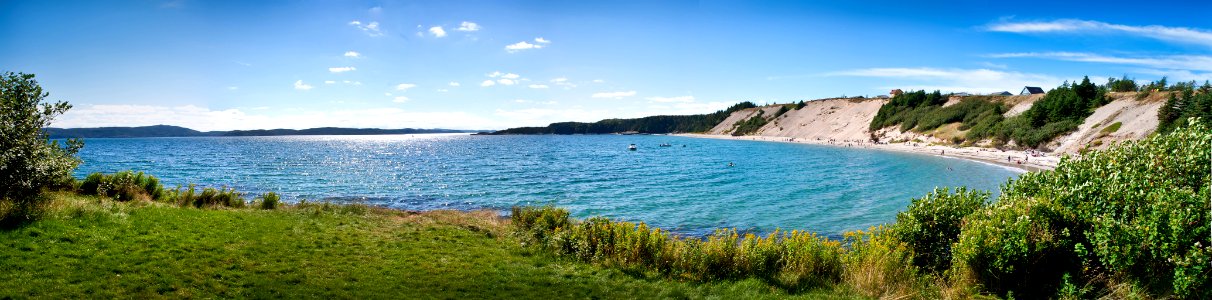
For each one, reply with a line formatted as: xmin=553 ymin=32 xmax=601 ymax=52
xmin=686 ymin=92 xmax=1166 ymax=171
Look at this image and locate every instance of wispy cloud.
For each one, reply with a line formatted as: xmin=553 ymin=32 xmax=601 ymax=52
xmin=535 ymin=37 xmax=551 ymax=44
xmin=592 ymin=91 xmax=637 ymax=99
xmin=827 ymin=67 xmax=1063 ymax=93
xmin=551 ymin=77 xmax=576 ymax=89
xmin=481 ymin=80 xmax=496 ymax=87
xmin=293 ymin=80 xmax=314 ymax=91
xmin=329 ymin=67 xmax=356 ymax=73
xmin=395 ymin=83 xmax=417 ymax=91
xmin=986 ymin=19 xmax=1212 ymax=49
xmin=349 ymin=20 xmax=383 ymax=37
xmin=988 ymin=52 xmax=1212 ymax=72
xmin=528 ymin=84 xmax=549 ymax=89
xmin=429 ymin=26 xmax=447 ymax=37
xmin=449 ymin=81 xmax=460 ymax=87
xmin=344 ymin=51 xmax=361 ymax=58
xmin=393 ymin=96 xmax=409 ymax=103
xmin=646 ymin=95 xmax=695 ymax=103
xmin=456 ymin=21 xmax=481 ymax=32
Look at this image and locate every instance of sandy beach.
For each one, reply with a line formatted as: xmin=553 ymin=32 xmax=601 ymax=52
xmin=678 ymin=134 xmax=1061 ymax=172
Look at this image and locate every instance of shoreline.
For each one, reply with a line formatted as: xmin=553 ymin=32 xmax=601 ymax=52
xmin=676 ymin=134 xmax=1059 ymax=172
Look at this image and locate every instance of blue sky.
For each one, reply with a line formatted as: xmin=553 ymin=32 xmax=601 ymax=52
xmin=3 ymin=0 xmax=1211 ymax=131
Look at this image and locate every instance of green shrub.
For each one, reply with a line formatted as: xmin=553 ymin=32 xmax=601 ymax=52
xmin=78 ymin=171 xmax=168 ymax=202
xmin=842 ymin=227 xmax=924 ymax=299
xmin=0 ymin=72 xmax=83 ymax=222
xmin=1100 ymin=121 xmax=1122 ymax=134
xmin=951 ymin=196 xmax=1084 ymax=298
xmin=955 ymin=118 xmax=1210 ymax=298
xmin=257 ymin=192 xmax=282 ymax=210
xmin=890 ymin=187 xmax=988 ymax=274
xmin=731 ymin=110 xmax=768 ymax=136
xmin=511 ymin=206 xmax=844 ymax=290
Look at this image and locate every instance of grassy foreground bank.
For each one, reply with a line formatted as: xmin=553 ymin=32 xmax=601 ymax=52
xmin=0 ymin=192 xmax=854 ymax=299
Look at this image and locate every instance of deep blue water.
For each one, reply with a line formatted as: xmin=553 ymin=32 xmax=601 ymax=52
xmin=73 ymin=134 xmax=1021 ymax=237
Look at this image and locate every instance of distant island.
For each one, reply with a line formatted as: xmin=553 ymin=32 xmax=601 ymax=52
xmin=43 ymin=125 xmax=487 ymax=139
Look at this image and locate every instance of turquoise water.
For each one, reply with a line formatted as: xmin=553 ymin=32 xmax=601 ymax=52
xmin=73 ymin=134 xmax=1021 ymax=237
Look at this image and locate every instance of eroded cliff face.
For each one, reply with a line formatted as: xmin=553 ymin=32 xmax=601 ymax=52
xmin=708 ymin=93 xmax=1164 ymax=154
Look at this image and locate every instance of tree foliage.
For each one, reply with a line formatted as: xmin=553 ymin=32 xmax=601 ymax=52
xmin=869 ymin=77 xmax=1111 ymax=148
xmin=1157 ymin=81 xmax=1212 ymax=134
xmin=0 ymin=72 xmax=82 ymax=220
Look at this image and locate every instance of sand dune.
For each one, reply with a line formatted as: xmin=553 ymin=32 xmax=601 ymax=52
xmin=693 ymin=93 xmax=1167 ymax=171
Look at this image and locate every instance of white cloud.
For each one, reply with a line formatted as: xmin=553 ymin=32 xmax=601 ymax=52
xmin=437 ymin=89 xmax=449 ymax=92
xmin=646 ymin=95 xmax=695 ymax=103
xmin=501 ymin=73 xmax=520 ymax=79
xmin=988 ymin=52 xmax=1212 ymax=72
xmin=986 ymin=19 xmax=1212 ymax=49
xmin=550 ymin=77 xmax=576 ymax=89
xmin=457 ymin=21 xmax=481 ymax=32
xmin=429 ymin=26 xmax=447 ymax=37
xmin=344 ymin=80 xmax=362 ymax=85
xmin=827 ymin=67 xmax=1063 ymax=94
xmin=481 ymin=80 xmax=496 ymax=87
xmin=395 ymin=83 xmax=417 ymax=91
xmin=497 ymin=78 xmax=516 ymax=85
xmin=487 ymin=71 xmax=503 ymax=78
xmin=393 ymin=96 xmax=410 ymax=103
xmin=53 ymin=104 xmax=499 ymax=131
xmin=592 ymin=79 xmax=604 ymax=83
xmin=344 ymin=51 xmax=361 ymax=58
xmin=592 ymin=91 xmax=637 ymax=99
xmin=505 ymin=41 xmax=544 ymax=53
xmin=349 ymin=20 xmax=383 ymax=37
xmin=294 ymin=80 xmax=314 ymax=91
xmin=528 ymin=84 xmax=549 ymax=89
xmin=384 ymin=92 xmax=392 ymax=96
xmin=535 ymin=37 xmax=551 ymax=44
xmin=325 ymin=80 xmax=336 ymax=84
xmin=329 ymin=67 xmax=356 ymax=73
xmin=449 ymin=81 xmax=461 ymax=87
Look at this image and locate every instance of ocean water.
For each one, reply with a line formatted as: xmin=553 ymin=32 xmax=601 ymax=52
xmin=73 ymin=134 xmax=1021 ymax=237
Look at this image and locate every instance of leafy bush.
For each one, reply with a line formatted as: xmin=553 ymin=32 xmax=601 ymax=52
xmin=511 ymin=206 xmax=844 ymax=290
xmin=0 ymin=72 xmax=83 ymax=221
xmin=77 ymin=171 xmax=166 ymax=202
xmin=165 ymin=184 xmax=247 ymax=208
xmin=257 ymin=192 xmax=282 ymax=210
xmin=1100 ymin=121 xmax=1122 ymax=134
xmin=954 ymin=118 xmax=1210 ymax=298
xmin=890 ymin=187 xmax=988 ymax=274
xmin=730 ymin=110 xmax=769 ymax=136
xmin=951 ymin=196 xmax=1084 ymax=298
xmin=842 ymin=226 xmax=924 ymax=299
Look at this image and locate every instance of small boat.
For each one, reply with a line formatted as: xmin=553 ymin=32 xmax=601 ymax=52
xmin=659 ymin=143 xmax=672 ymax=147
xmin=628 ymin=144 xmax=637 ymax=151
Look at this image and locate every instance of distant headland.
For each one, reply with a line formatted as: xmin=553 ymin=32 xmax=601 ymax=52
xmin=43 ymin=125 xmax=488 ymax=139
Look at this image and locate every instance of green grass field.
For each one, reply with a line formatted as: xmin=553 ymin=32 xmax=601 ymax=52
xmin=0 ymin=192 xmax=855 ymax=299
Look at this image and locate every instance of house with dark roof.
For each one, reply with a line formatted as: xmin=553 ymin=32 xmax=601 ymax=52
xmin=991 ymin=91 xmax=1013 ymax=96
xmin=1020 ymin=86 xmax=1045 ymax=95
